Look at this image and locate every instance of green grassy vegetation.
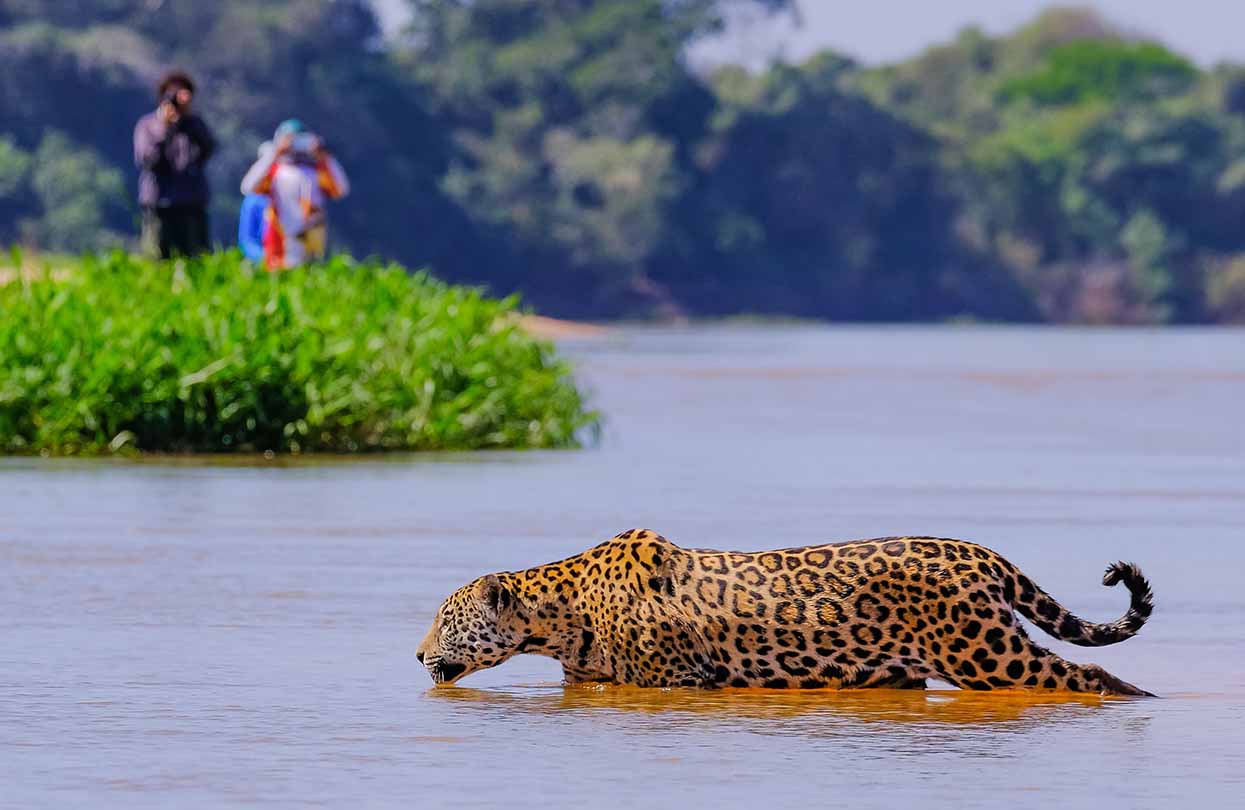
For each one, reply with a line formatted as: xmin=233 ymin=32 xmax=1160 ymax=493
xmin=0 ymin=251 xmax=599 ymax=455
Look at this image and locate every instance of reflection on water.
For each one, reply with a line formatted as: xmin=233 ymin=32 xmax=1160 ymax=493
xmin=427 ymin=682 xmax=1112 ymax=726
xmin=4 ymin=326 xmax=1245 ymax=808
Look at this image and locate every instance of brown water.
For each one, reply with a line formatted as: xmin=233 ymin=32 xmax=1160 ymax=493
xmin=3 ymin=325 xmax=1245 ymax=808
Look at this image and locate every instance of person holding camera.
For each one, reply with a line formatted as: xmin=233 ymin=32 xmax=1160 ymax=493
xmin=240 ymin=119 xmax=349 ymax=270
xmin=133 ymin=70 xmax=216 ymax=259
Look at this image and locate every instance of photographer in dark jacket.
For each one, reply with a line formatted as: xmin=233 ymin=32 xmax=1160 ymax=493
xmin=133 ymin=71 xmax=216 ymax=258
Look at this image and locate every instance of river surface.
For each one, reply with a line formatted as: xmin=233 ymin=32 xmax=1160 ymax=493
xmin=3 ymin=325 xmax=1245 ymax=808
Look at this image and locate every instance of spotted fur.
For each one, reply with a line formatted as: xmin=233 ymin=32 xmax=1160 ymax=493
xmin=416 ymin=531 xmax=1155 ymax=696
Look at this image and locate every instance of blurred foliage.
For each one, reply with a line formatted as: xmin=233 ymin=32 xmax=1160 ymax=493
xmin=0 ymin=251 xmax=598 ymax=454
xmin=2 ymin=2 xmax=1245 ymax=322
xmin=0 ymin=131 xmax=130 ymax=251
xmin=649 ymin=56 xmax=1035 ymax=320
xmin=997 ymin=41 xmax=1196 ymax=106
xmin=854 ymin=7 xmax=1245 ymax=323
xmin=403 ymin=0 xmax=790 ymax=314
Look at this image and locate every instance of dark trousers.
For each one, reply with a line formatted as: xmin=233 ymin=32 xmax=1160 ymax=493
xmin=142 ymin=205 xmax=210 ymax=259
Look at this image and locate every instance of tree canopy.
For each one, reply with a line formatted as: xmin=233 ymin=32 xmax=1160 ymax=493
xmin=3 ymin=2 xmax=1244 ymax=323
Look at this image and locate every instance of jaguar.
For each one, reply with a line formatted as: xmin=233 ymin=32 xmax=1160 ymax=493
xmin=416 ymin=530 xmax=1154 ymax=695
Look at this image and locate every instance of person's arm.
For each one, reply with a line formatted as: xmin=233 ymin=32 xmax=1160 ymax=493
xmin=240 ymin=147 xmax=278 ymax=195
xmin=317 ymin=153 xmax=350 ymax=199
xmin=133 ymin=116 xmax=169 ymax=171
xmin=182 ymin=115 xmax=216 ymax=164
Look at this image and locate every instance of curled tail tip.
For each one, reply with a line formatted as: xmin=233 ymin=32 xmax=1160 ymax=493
xmin=1103 ymin=560 xmax=1155 ymax=621
xmin=1110 ymin=559 xmax=1145 ymax=592
xmin=1103 ymin=560 xmax=1143 ymax=589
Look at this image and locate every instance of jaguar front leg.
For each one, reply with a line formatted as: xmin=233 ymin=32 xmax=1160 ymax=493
xmin=561 ymin=663 xmax=615 ymax=685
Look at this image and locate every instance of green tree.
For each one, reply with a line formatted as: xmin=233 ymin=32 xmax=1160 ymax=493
xmin=31 ymin=131 xmax=130 ymax=250
xmin=655 ymin=56 xmax=1034 ymax=320
xmin=401 ymin=0 xmax=791 ymax=314
xmin=998 ymin=41 xmax=1196 ymax=106
xmin=0 ymin=136 xmax=33 ymax=242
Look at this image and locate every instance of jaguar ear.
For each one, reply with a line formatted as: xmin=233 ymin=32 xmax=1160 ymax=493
xmin=477 ymin=574 xmax=513 ymax=616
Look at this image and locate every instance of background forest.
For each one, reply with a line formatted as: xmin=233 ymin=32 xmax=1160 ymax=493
xmin=3 ymin=1 xmax=1245 ymax=324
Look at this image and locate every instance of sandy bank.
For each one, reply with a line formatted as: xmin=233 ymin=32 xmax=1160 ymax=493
xmin=516 ymin=314 xmax=611 ymax=340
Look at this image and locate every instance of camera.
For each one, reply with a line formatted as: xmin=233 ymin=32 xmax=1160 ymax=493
xmin=290 ymin=132 xmax=324 ymax=162
xmin=162 ymin=89 xmax=184 ymax=110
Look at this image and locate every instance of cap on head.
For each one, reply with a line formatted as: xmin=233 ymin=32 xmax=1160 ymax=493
xmin=274 ymin=119 xmax=305 ymax=140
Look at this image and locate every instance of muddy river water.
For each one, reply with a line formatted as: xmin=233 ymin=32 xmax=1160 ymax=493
xmin=3 ymin=326 xmax=1244 ymax=807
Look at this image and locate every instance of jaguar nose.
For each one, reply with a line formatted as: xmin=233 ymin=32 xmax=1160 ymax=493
xmin=416 ymin=651 xmax=425 ymax=664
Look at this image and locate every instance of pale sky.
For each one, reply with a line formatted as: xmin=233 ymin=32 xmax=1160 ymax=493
xmin=691 ymin=1 xmax=1245 ymax=68
xmin=372 ymin=1 xmax=1244 ymax=68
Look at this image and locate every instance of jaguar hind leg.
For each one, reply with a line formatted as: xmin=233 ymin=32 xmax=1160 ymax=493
xmin=561 ymin=664 xmax=615 ymax=685
xmin=931 ymin=619 xmax=1153 ymax=696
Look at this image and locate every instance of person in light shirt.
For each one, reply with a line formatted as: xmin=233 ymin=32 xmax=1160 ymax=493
xmin=240 ymin=120 xmax=349 ymax=270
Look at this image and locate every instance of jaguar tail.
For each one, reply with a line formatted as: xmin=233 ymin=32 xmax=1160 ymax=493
xmin=1011 ymin=561 xmax=1154 ymax=647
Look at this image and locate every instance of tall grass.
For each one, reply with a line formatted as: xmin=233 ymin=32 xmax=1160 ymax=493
xmin=0 ymin=251 xmax=599 ymax=454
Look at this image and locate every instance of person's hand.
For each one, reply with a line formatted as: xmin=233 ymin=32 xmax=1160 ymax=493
xmin=275 ymin=133 xmax=294 ymax=155
xmin=158 ymin=100 xmax=180 ymax=125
